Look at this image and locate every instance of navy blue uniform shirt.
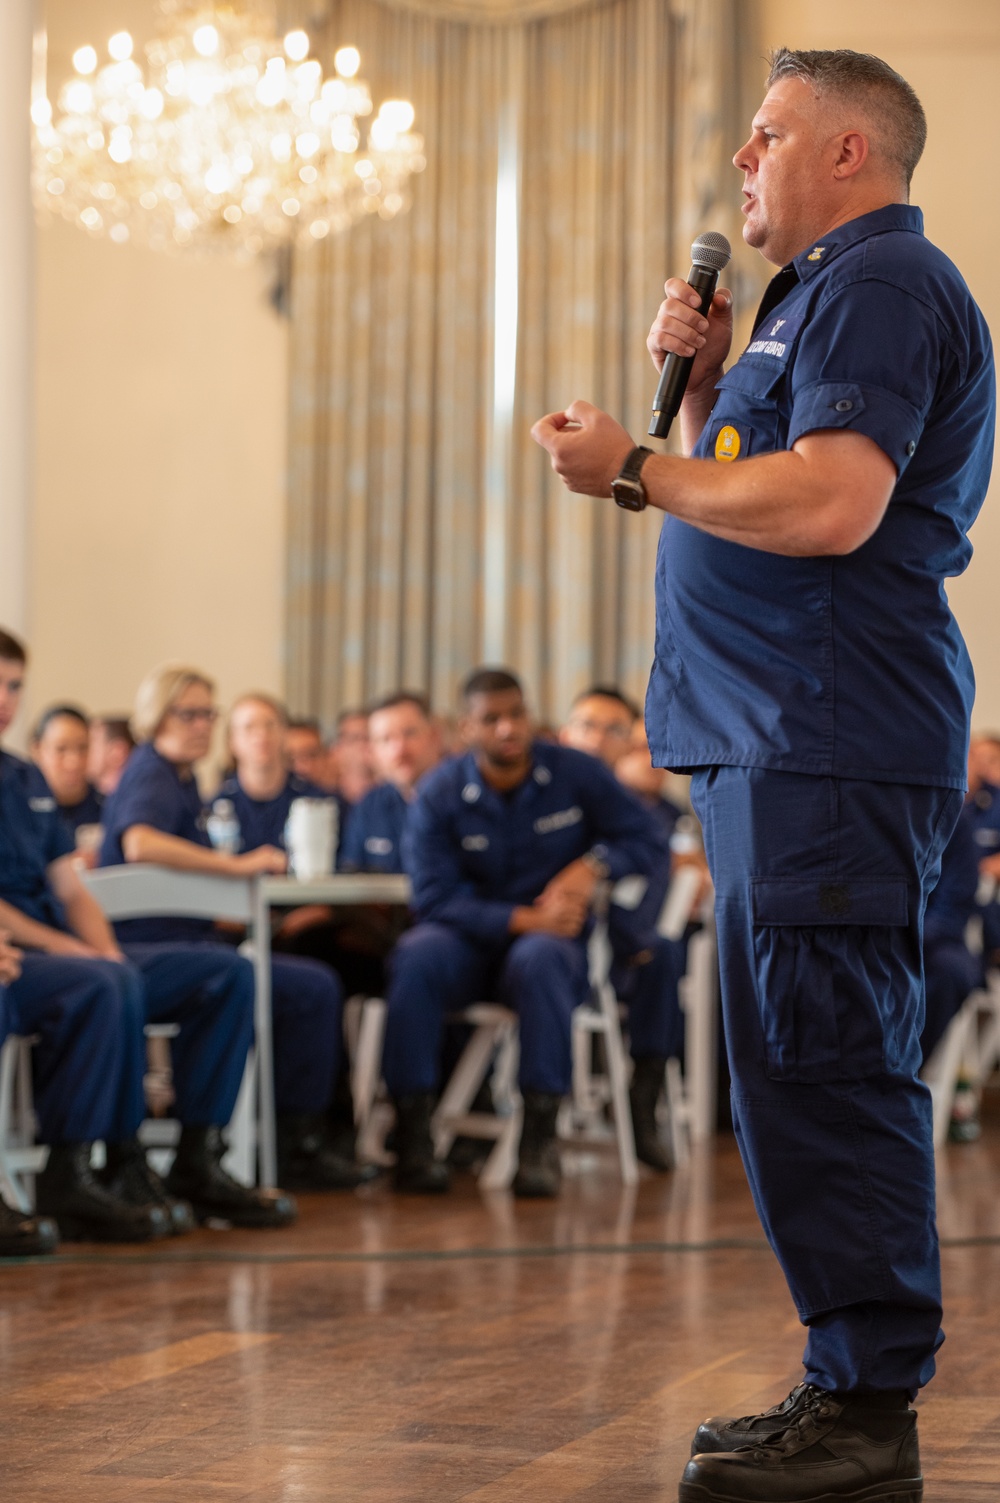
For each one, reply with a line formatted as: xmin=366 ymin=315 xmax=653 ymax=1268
xmin=408 ymin=742 xmax=668 ymax=946
xmin=55 ymin=784 xmax=104 ymax=841
xmin=100 ymin=742 xmax=212 ymax=943
xmin=0 ymin=752 xmax=74 ymax=930
xmin=215 ymin=771 xmax=338 ymax=856
xmin=338 ymin=782 xmax=410 ymax=874
xmin=647 ymin=204 xmax=995 ymax=789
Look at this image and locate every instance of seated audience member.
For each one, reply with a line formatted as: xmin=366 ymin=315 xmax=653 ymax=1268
xmin=331 ymin=708 xmax=375 ymax=806
xmin=0 ymin=928 xmax=61 ymax=1254
xmin=0 ymin=631 xmax=222 ymax=1245
xmin=100 ymin=665 xmax=370 ymax=1191
xmin=88 ymin=715 xmax=135 ymax=797
xmin=218 ymin=692 xmax=347 ymax=850
xmin=967 ymin=732 xmax=1000 ymax=963
xmin=339 ymin=692 xmax=441 ymax=874
xmin=560 ymin=687 xmax=688 ymax=1171
xmin=384 ymin=667 xmax=667 ymax=1198
xmin=31 ymin=704 xmax=104 ymax=845
xmin=921 ymin=802 xmax=983 ymax=1063
xmin=286 ymin=716 xmax=330 ymax=788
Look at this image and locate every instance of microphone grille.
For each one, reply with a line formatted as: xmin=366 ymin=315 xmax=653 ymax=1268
xmin=691 ymin=231 xmax=732 ymax=272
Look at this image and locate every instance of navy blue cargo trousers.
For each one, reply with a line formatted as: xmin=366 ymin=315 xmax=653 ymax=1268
xmin=691 ymin=766 xmax=962 ymax=1396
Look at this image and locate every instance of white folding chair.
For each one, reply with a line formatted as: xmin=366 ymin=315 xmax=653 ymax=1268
xmin=923 ymin=964 xmax=1000 ymax=1149
xmin=81 ymin=864 xmax=262 ymax=1184
xmin=0 ymin=1034 xmax=46 ymax=1211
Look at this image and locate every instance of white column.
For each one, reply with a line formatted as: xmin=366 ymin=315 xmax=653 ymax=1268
xmin=0 ymin=1 xmax=35 ymax=635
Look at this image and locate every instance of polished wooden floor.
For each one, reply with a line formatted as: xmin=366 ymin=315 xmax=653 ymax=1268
xmin=3 ymin=1121 xmax=1000 ymax=1501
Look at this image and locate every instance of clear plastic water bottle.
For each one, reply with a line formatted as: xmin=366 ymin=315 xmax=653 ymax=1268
xmin=206 ymin=797 xmax=241 ymax=855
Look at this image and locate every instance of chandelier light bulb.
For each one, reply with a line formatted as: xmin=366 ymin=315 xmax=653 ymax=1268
xmin=72 ymin=46 xmax=98 ymax=76
xmin=334 ymin=46 xmax=361 ymax=79
xmin=283 ymin=30 xmax=310 ymax=63
xmin=379 ymin=100 xmax=416 ymax=133
xmin=107 ymin=32 xmax=134 ymax=63
xmin=192 ymin=25 xmax=220 ymax=58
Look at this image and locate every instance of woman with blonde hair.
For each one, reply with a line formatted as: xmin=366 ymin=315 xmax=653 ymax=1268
xmin=100 ymin=663 xmax=372 ymax=1196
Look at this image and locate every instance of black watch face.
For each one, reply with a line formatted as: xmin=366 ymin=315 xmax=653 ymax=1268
xmin=613 ymin=479 xmax=646 ymax=512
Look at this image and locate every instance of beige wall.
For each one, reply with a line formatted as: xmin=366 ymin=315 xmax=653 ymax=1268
xmin=24 ymin=0 xmax=287 ymax=752
xmin=758 ymin=0 xmax=1000 ymax=728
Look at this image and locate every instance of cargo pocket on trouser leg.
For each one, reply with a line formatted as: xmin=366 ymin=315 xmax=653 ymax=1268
xmin=750 ymin=877 xmax=912 ymax=1082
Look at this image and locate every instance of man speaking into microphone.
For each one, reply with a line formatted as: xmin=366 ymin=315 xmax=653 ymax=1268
xmin=532 ymin=48 xmax=994 ymax=1503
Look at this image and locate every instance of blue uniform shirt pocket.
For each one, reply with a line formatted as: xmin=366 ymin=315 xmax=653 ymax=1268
xmin=750 ymin=876 xmax=912 ymax=1082
xmin=701 ymin=357 xmax=786 ymax=461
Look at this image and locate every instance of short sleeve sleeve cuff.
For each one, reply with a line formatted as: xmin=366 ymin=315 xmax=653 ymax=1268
xmin=788 ymin=379 xmax=924 ymax=476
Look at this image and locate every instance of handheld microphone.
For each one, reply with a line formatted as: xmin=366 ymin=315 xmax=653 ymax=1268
xmin=648 ymin=231 xmax=732 ymax=440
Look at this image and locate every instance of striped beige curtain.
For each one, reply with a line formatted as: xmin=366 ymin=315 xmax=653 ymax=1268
xmin=286 ymin=0 xmax=762 ymax=723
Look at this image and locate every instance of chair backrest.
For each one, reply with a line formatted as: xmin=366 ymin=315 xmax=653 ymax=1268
xmin=82 ymin=863 xmax=254 ymax=924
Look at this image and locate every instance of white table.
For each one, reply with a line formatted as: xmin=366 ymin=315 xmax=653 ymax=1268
xmin=251 ymin=873 xmax=412 ymax=1184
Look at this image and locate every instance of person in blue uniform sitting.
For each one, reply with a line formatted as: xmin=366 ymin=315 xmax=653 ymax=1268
xmin=0 ymin=927 xmax=62 ymax=1255
xmin=339 ymin=691 xmax=441 ymax=875
xmin=100 ymin=666 xmax=370 ymax=1192
xmin=31 ymin=705 xmax=104 ymax=846
xmin=920 ymin=803 xmax=983 ymax=1064
xmin=385 ymin=666 xmax=668 ymax=1198
xmin=967 ymin=733 xmax=1000 ymax=964
xmin=1 ymin=632 xmax=293 ymax=1236
xmin=218 ymin=691 xmax=377 ymax=1178
xmin=559 ymin=686 xmax=691 ymax=1171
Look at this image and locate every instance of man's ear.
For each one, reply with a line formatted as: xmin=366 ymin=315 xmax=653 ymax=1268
xmin=832 ymin=128 xmax=869 ymax=180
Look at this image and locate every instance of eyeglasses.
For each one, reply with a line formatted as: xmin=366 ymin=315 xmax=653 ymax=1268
xmin=169 ymin=707 xmax=219 ymax=725
xmin=569 ymin=718 xmax=630 ymax=739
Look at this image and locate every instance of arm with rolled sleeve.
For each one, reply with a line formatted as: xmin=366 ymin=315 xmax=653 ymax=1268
xmin=407 ymin=790 xmax=516 ymax=945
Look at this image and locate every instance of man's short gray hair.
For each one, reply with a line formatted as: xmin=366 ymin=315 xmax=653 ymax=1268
xmin=767 ymin=48 xmax=927 ymax=189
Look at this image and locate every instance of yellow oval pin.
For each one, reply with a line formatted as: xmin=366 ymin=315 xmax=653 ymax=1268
xmin=715 ymin=425 xmax=741 ymax=462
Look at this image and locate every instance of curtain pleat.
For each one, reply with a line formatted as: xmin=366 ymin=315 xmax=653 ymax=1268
xmin=286 ymin=0 xmax=761 ymax=724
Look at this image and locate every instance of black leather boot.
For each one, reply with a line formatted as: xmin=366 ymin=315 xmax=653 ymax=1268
xmin=36 ymin=1143 xmax=169 ymax=1242
xmin=165 ymin=1125 xmax=297 ymax=1228
xmin=276 ymin=1113 xmax=379 ymax=1190
xmin=392 ymin=1093 xmax=450 ymax=1193
xmin=692 ymin=1382 xmax=830 ymax=1454
xmin=0 ymin=1195 xmax=59 ymax=1256
xmin=681 ymin=1391 xmax=922 ymax=1502
xmin=629 ymin=1055 xmax=672 ymax=1172
xmin=512 ymin=1091 xmax=562 ymax=1198
xmin=102 ymin=1138 xmax=196 ymax=1236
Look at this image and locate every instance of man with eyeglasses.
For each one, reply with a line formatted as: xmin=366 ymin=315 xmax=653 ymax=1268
xmin=560 ymin=686 xmax=688 ymax=1170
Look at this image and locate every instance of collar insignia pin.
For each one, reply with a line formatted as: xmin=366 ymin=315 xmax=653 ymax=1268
xmin=807 ymin=246 xmax=825 ymax=261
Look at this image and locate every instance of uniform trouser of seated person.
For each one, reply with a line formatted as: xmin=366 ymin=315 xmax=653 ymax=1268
xmin=692 ymin=766 xmax=962 ymax=1397
xmin=382 ymin=925 xmax=590 ymax=1196
xmin=610 ymin=932 xmax=686 ymax=1172
xmin=195 ymin=940 xmax=365 ymax=1190
xmin=3 ymin=954 xmax=167 ymax=1242
xmin=920 ymin=939 xmax=983 ymax=1064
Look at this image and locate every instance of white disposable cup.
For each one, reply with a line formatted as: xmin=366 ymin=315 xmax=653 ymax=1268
xmin=284 ymin=798 xmax=338 ymax=880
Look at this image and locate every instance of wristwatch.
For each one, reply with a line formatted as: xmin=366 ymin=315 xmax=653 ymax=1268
xmin=611 ymin=445 xmax=654 ymax=512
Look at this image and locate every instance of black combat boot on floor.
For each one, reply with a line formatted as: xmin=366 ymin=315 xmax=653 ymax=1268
xmin=102 ymin=1138 xmax=196 ymax=1236
xmin=512 ymin=1092 xmax=562 ymax=1198
xmin=165 ymin=1125 xmax=297 ymax=1227
xmin=392 ymin=1093 xmax=450 ymax=1193
xmin=629 ymin=1055 xmax=672 ymax=1172
xmin=35 ymin=1143 xmax=169 ymax=1243
xmin=692 ymin=1382 xmax=831 ymax=1454
xmin=0 ymin=1195 xmax=59 ymax=1256
xmin=681 ymin=1390 xmax=922 ymax=1503
xmin=276 ymin=1114 xmax=379 ymax=1190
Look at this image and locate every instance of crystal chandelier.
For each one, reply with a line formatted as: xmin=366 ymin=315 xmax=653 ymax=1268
xmin=32 ymin=0 xmax=426 ymax=257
